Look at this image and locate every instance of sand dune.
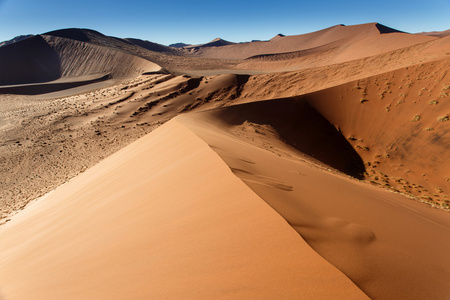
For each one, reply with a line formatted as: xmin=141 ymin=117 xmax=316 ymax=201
xmin=235 ymin=25 xmax=443 ymax=73
xmin=0 ymin=120 xmax=368 ymax=299
xmin=300 ymin=59 xmax=450 ymax=206
xmin=0 ymin=32 xmax=161 ymax=87
xmin=8 ymin=23 xmax=442 ymax=77
xmin=179 ymin=111 xmax=450 ymax=299
xmin=125 ymin=37 xmax=177 ymax=53
xmin=227 ymin=58 xmax=450 ymax=207
xmin=417 ymin=29 xmax=450 ymax=38
xmin=1 ymin=95 xmax=448 ymax=298
xmin=182 ymin=23 xmax=435 ymax=61
xmin=0 ymin=73 xmax=253 ymax=220
xmin=42 ymin=35 xmax=161 ymax=79
xmin=2 ymin=57 xmax=448 ymax=222
xmin=0 ymin=36 xmax=61 ymax=85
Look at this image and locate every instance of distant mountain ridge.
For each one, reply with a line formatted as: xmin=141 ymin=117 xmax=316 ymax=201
xmin=184 ymin=38 xmax=235 ymax=49
xmin=417 ymin=29 xmax=450 ymax=38
xmin=169 ymin=42 xmax=191 ymax=48
xmin=0 ymin=34 xmax=34 ymax=47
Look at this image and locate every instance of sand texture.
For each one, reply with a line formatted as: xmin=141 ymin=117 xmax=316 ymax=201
xmin=0 ymin=120 xmax=368 ymax=299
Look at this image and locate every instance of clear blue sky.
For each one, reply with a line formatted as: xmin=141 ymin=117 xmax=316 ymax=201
xmin=0 ymin=0 xmax=449 ymax=45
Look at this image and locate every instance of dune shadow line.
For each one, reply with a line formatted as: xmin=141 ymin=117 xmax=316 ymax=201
xmin=0 ymin=36 xmax=61 ymax=85
xmin=212 ymin=97 xmax=366 ymax=179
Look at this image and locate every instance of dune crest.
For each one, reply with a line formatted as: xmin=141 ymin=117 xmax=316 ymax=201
xmin=180 ymin=23 xmax=435 ymax=61
xmin=177 ymin=108 xmax=450 ymax=299
xmin=0 ymin=120 xmax=368 ymax=299
xmin=0 ymin=31 xmax=161 ymax=94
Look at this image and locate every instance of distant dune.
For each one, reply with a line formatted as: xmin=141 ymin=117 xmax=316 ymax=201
xmin=41 ymin=34 xmax=160 ymax=78
xmin=0 ymin=36 xmax=61 ymax=85
xmin=178 ymin=23 xmax=434 ymax=61
xmin=125 ymin=37 xmax=176 ymax=53
xmin=0 ymin=30 xmax=161 ymax=93
xmin=0 ymin=22 xmax=449 ymax=300
xmin=417 ymin=29 xmax=450 ymax=38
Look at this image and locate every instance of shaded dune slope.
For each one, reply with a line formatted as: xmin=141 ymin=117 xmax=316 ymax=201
xmin=125 ymin=38 xmax=175 ymax=53
xmin=44 ymin=28 xmax=175 ymax=55
xmin=0 ymin=120 xmax=368 ymax=300
xmin=43 ymin=28 xmax=100 ymax=43
xmin=43 ymin=28 xmax=177 ymax=55
xmin=178 ymin=102 xmax=450 ymax=299
xmin=233 ymin=58 xmax=450 ymax=205
xmin=303 ymin=59 xmax=450 ymax=205
xmin=2 ymin=57 xmax=447 ymax=214
xmin=208 ymin=98 xmax=366 ymax=179
xmin=0 ymin=36 xmax=61 ymax=85
xmin=0 ymin=32 xmax=161 ymax=93
xmin=42 ymin=35 xmax=160 ymax=78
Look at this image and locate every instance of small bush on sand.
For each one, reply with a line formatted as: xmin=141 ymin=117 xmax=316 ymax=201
xmin=437 ymin=115 xmax=449 ymax=122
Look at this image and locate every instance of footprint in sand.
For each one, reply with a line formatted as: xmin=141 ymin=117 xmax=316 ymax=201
xmin=230 ymin=167 xmax=293 ymax=191
xmin=239 ymin=158 xmax=256 ymax=164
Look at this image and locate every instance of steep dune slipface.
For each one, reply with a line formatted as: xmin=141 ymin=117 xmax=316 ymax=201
xmin=205 ymin=98 xmax=366 ymax=179
xmin=0 ymin=120 xmax=368 ymax=299
xmin=42 ymin=35 xmax=161 ymax=79
xmin=0 ymin=33 xmax=161 ymax=92
xmin=0 ymin=36 xmax=61 ymax=85
xmin=230 ymin=58 xmax=450 ymax=206
xmin=178 ymin=108 xmax=450 ymax=300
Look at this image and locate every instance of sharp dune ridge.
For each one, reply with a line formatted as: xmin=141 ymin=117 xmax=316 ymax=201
xmin=176 ymin=23 xmax=434 ymax=60
xmin=0 ymin=22 xmax=449 ymax=299
xmin=0 ymin=120 xmax=370 ymax=300
xmin=178 ymin=107 xmax=450 ymax=299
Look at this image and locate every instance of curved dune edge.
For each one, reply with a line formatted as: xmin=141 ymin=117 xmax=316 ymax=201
xmin=0 ymin=34 xmax=162 ymax=88
xmin=177 ymin=111 xmax=450 ymax=300
xmin=0 ymin=120 xmax=368 ymax=299
xmin=41 ymin=34 xmax=163 ymax=78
